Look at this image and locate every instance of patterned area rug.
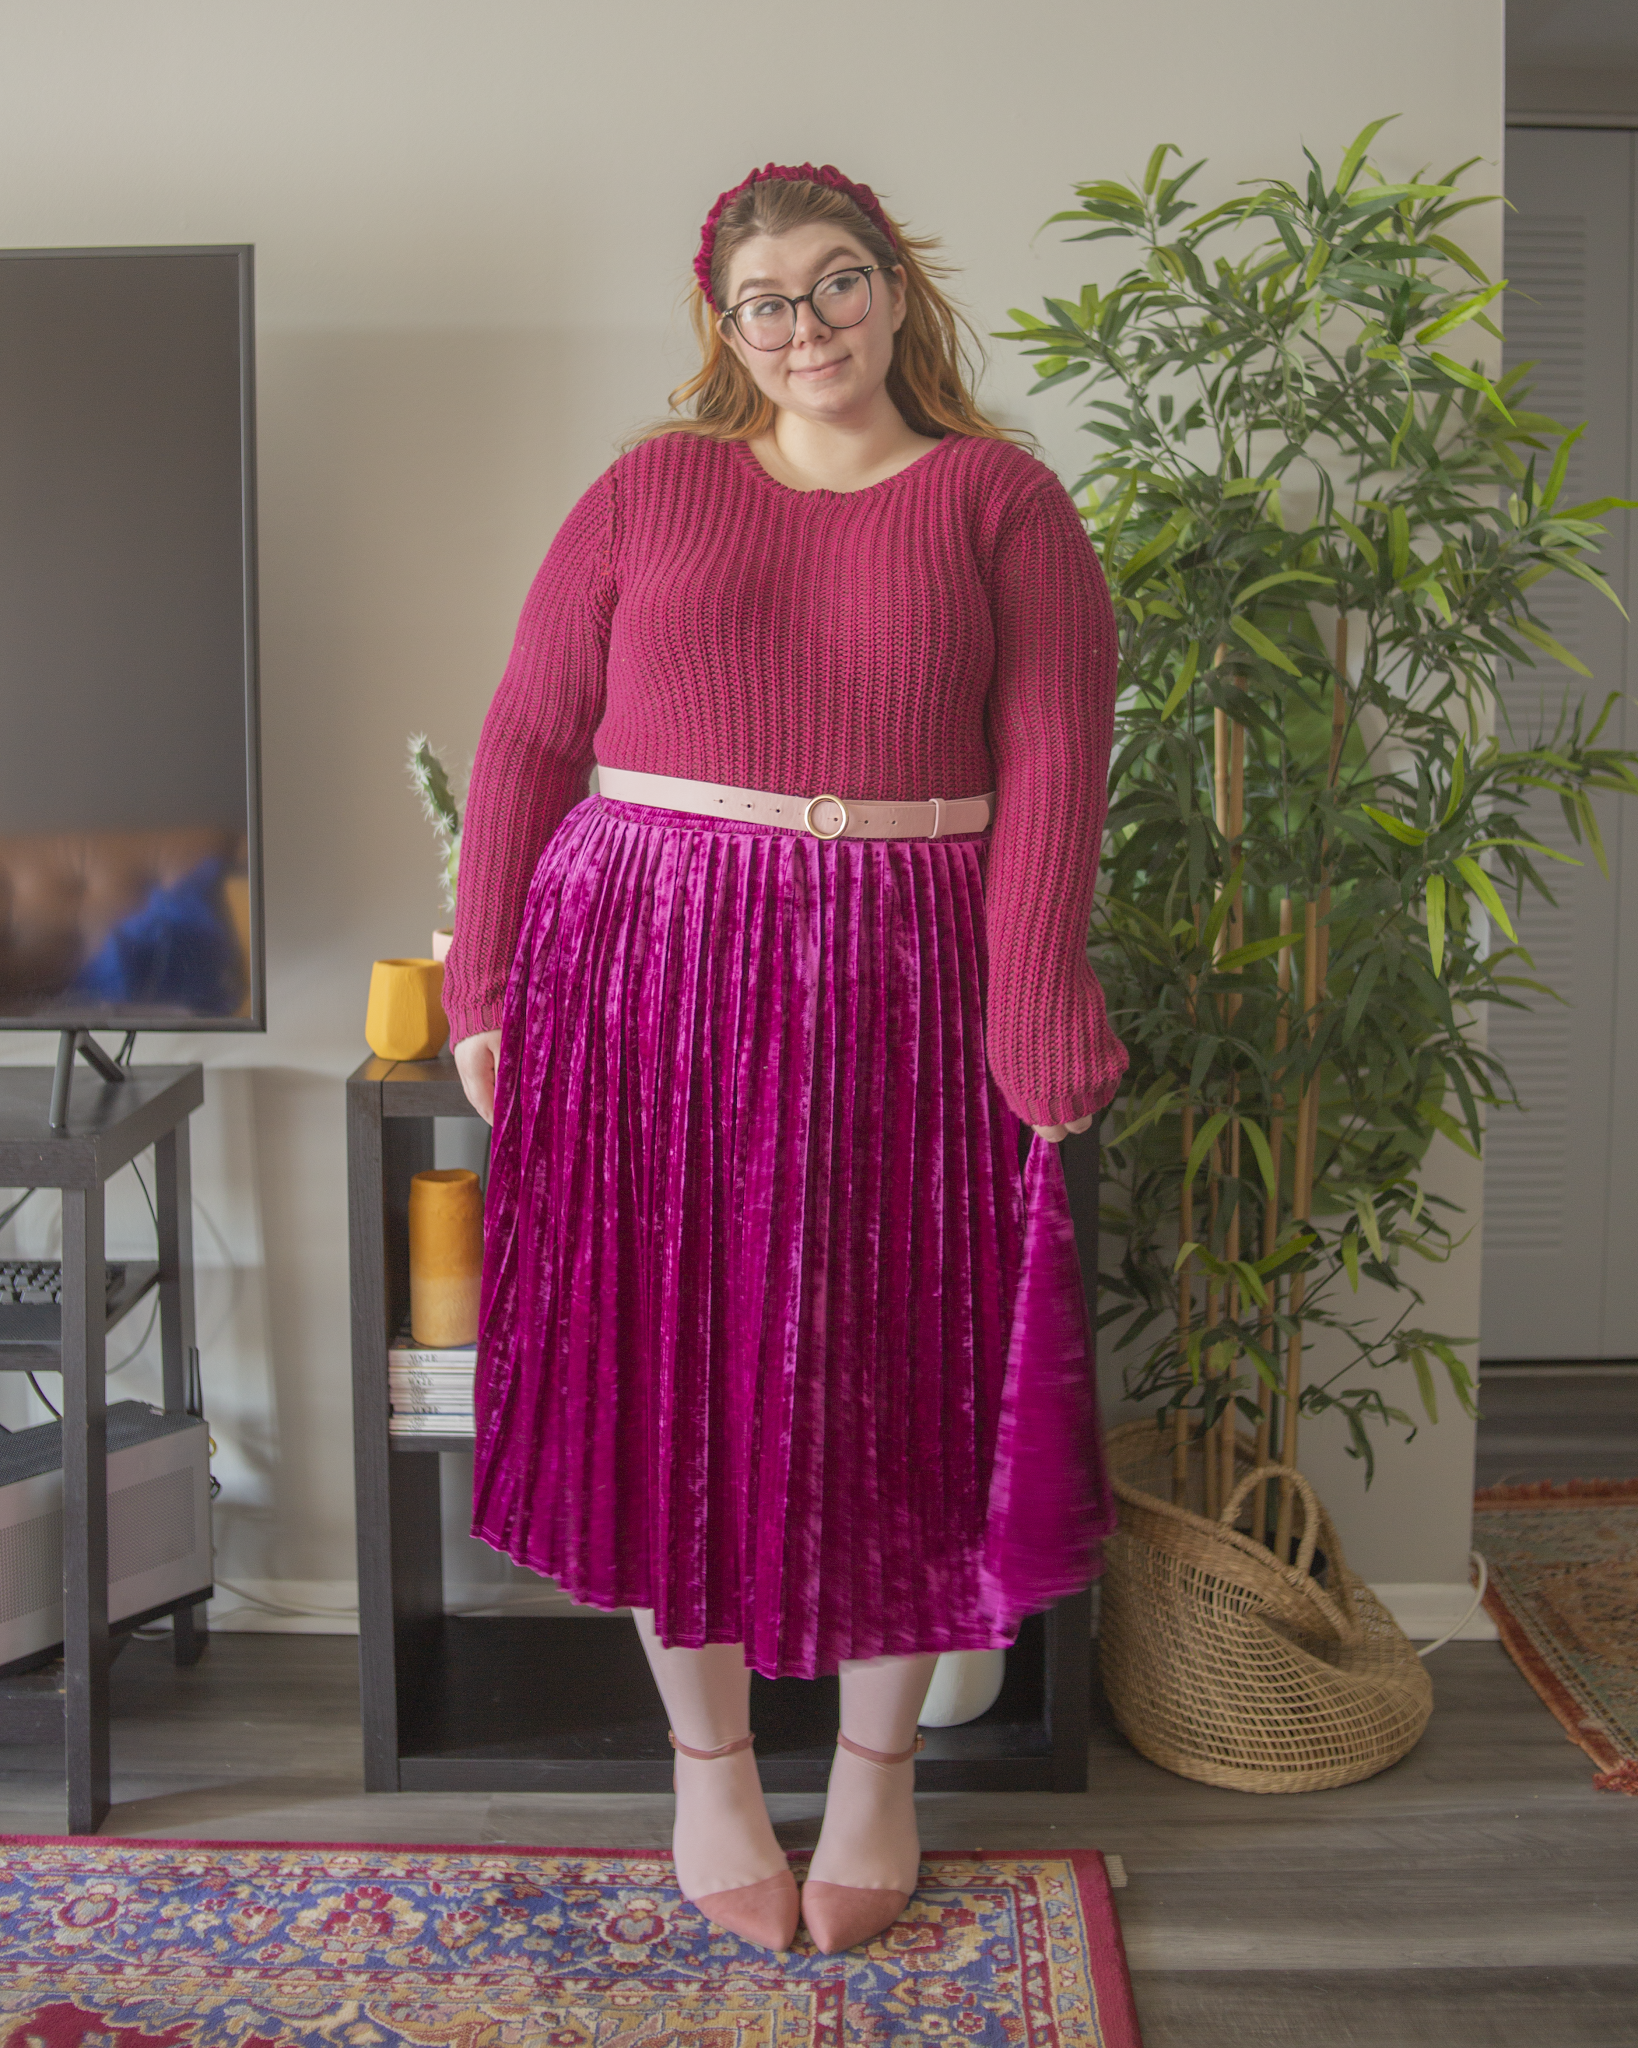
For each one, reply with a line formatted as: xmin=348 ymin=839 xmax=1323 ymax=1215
xmin=1476 ymin=1478 xmax=1638 ymax=1793
xmin=0 ymin=1838 xmax=1142 ymax=2046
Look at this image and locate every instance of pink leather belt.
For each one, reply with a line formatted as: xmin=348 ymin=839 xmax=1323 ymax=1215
xmin=597 ymin=765 xmax=994 ymax=841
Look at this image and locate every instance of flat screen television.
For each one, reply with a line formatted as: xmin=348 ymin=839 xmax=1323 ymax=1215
xmin=0 ymin=245 xmax=262 ymax=1043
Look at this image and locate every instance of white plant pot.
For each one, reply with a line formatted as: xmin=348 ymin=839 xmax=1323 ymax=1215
xmin=917 ymin=1648 xmax=1006 ymax=1728
xmin=431 ymin=929 xmax=453 ymax=963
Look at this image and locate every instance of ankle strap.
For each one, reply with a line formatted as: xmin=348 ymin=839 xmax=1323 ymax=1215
xmin=837 ymin=1731 xmax=926 ymax=1767
xmin=668 ymin=1730 xmax=756 ymax=1761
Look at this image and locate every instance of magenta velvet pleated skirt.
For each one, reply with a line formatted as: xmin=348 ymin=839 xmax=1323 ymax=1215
xmin=470 ymin=795 xmax=1112 ymax=1680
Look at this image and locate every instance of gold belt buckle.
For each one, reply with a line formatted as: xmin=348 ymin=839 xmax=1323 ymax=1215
xmin=803 ymin=792 xmax=849 ymax=840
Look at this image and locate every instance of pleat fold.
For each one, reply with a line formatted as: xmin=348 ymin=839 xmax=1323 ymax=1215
xmin=471 ymin=796 xmax=1108 ymax=1680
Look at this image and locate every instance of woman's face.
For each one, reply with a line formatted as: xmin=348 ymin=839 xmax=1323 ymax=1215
xmin=720 ymin=221 xmax=906 ymax=428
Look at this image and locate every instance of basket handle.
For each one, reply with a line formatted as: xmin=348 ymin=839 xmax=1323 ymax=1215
xmin=1220 ymin=1463 xmax=1322 ymax=1581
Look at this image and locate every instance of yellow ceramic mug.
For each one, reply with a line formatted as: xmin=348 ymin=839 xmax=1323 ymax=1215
xmin=365 ymin=957 xmax=448 ymax=1062
xmin=409 ymin=1168 xmax=484 ymax=1347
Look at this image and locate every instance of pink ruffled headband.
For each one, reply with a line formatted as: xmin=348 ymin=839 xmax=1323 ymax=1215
xmin=695 ymin=162 xmax=897 ymax=306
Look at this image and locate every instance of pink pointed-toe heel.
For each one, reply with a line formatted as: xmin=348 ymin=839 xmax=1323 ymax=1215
xmin=668 ymin=1731 xmax=800 ymax=1952
xmin=800 ymin=1732 xmax=925 ymax=1955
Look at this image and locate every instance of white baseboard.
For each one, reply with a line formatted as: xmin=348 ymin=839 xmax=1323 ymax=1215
xmin=207 ymin=1579 xmax=359 ymax=1635
xmin=1370 ymin=1581 xmax=1496 ymax=1642
xmin=205 ymin=1577 xmax=625 ymax=1635
xmin=207 ymin=1576 xmax=1493 ymax=1644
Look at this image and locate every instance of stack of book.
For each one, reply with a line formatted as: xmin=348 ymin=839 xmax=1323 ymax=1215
xmin=388 ymin=1331 xmax=477 ymax=1437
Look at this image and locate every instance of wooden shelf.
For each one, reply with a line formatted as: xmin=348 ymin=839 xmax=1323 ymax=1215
xmin=349 ymin=1052 xmax=1098 ymax=1796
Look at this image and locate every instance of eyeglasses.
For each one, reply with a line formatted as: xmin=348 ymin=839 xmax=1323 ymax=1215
xmin=720 ymin=265 xmax=890 ymax=352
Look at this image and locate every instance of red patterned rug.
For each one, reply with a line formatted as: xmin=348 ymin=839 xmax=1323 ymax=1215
xmin=0 ymin=1838 xmax=1142 ymax=2046
xmin=1475 ymin=1478 xmax=1638 ymax=1793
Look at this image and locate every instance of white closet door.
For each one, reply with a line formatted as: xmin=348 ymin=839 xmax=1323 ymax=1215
xmin=1481 ymin=129 xmax=1635 ymax=1359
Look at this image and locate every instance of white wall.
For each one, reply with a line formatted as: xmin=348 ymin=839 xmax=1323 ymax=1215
xmin=0 ymin=0 xmax=1504 ymax=1626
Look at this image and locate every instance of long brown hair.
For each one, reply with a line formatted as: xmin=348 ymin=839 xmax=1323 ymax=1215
xmin=634 ymin=175 xmax=1018 ymax=446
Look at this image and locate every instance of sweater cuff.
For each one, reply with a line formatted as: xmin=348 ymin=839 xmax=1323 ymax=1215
xmin=996 ymin=1041 xmax=1129 ymax=1132
xmin=445 ymin=997 xmax=505 ymax=1051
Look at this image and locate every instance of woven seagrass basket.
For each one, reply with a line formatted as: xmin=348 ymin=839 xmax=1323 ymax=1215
xmin=1099 ymin=1418 xmax=1434 ymax=1792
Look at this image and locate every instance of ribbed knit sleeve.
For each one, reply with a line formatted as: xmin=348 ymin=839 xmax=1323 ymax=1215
xmin=442 ymin=468 xmax=617 ymax=1046
xmin=981 ymin=477 xmax=1128 ymax=1127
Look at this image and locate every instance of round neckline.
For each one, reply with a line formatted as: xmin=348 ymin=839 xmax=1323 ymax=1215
xmin=730 ymin=432 xmax=957 ymax=499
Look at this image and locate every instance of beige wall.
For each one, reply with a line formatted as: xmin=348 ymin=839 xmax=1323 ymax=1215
xmin=0 ymin=0 xmax=1504 ymax=1620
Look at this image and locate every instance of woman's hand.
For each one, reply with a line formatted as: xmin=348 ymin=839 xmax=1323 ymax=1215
xmin=1031 ymin=1114 xmax=1094 ymax=1144
xmin=453 ymin=1030 xmax=503 ymax=1125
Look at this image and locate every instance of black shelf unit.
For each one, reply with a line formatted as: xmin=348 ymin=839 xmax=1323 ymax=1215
xmin=0 ymin=1064 xmax=211 ymax=1832
xmin=349 ymin=1053 xmax=1098 ymax=1795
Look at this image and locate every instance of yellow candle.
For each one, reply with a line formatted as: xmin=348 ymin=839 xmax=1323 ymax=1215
xmin=409 ymin=1168 xmax=484 ymax=1348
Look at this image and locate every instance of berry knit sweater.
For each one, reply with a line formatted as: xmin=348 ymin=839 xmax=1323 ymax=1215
xmin=443 ymin=429 xmax=1127 ymax=1127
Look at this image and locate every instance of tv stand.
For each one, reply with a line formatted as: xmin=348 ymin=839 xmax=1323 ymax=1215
xmin=0 ymin=1061 xmax=209 ymax=1831
xmin=49 ymin=1030 xmax=129 ymax=1132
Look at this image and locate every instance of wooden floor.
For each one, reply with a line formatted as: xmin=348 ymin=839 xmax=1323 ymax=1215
xmin=1 ymin=1368 xmax=1633 ymax=2044
xmin=0 ymin=1630 xmax=1632 ymax=2045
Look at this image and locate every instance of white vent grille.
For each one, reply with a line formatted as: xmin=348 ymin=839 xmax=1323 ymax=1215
xmin=108 ymin=1469 xmax=194 ymax=1585
xmin=0 ymin=1510 xmax=62 ymax=1625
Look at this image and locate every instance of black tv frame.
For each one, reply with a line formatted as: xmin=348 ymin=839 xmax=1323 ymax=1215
xmin=0 ymin=243 xmax=265 ymax=1057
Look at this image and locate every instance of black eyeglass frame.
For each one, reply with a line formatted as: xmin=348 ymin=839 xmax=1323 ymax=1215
xmin=719 ymin=264 xmax=896 ymax=351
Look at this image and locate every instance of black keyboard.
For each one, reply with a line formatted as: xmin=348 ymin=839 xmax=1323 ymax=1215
xmin=0 ymin=1258 xmax=152 ymax=1350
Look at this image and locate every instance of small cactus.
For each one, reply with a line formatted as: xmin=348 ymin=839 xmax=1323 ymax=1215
xmin=407 ymin=733 xmax=461 ymax=916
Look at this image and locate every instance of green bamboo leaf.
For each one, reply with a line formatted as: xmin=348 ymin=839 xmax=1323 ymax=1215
xmin=1426 ymin=872 xmax=1447 ymax=974
xmin=1184 ymin=1110 xmax=1231 ymax=1190
xmin=1410 ymin=1348 xmax=1439 ymax=1422
xmin=1235 ymin=569 xmax=1332 ymax=603
xmin=1426 ymin=351 xmax=1514 ymax=421
xmin=1336 ymin=115 xmax=1397 ymax=196
xmin=1159 ymin=639 xmax=1201 ymax=720
xmin=1362 ymin=804 xmax=1429 ymax=846
xmin=1388 ymin=505 xmax=1411 ymax=581
xmin=1414 ymin=278 xmax=1506 ymax=345
xmin=1441 ymin=739 xmax=1466 ymax=825
xmin=1541 ymin=422 xmax=1584 ymax=512
xmin=1335 ymin=514 xmax=1379 ymax=572
xmin=1143 ymin=143 xmax=1179 ymax=196
xmin=1240 ymin=1118 xmax=1278 ymax=1201
xmin=1342 ymin=1231 xmax=1361 ymax=1291
xmin=1426 ymin=1103 xmax=1481 ymax=1158
xmin=1116 ymin=1084 xmax=1179 ymax=1145
xmin=1216 ymin=931 xmax=1302 ymax=971
xmin=1453 ymin=856 xmax=1516 ymax=940
xmin=1228 ymin=615 xmax=1302 ymax=676
xmin=1353 ymin=1191 xmax=1386 ymax=1260
xmin=1201 ymin=861 xmax=1245 ymax=953
xmin=1513 ymin=618 xmax=1592 ymax=677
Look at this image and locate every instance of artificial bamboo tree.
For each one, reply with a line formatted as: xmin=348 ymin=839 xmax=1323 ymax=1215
xmin=1001 ymin=120 xmax=1638 ymax=1534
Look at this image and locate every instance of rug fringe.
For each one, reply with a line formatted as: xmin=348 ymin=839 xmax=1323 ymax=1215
xmin=1475 ymin=1477 xmax=1638 ymax=1504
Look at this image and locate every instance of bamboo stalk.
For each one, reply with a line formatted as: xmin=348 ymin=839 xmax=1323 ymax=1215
xmin=1220 ymin=1112 xmax=1242 ymax=1514
xmin=1276 ymin=892 xmax=1321 ymax=1559
xmin=1273 ymin=616 xmax=1350 ymax=1557
xmin=1253 ymin=893 xmax=1294 ymax=1545
xmin=1175 ymin=1099 xmax=1195 ymax=1507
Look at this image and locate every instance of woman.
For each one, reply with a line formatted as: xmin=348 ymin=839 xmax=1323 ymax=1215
xmin=443 ymin=162 xmax=1126 ymax=1956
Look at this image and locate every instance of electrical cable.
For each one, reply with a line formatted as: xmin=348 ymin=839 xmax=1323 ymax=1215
xmin=0 ymin=1187 xmax=35 ymax=1234
xmin=212 ymin=1578 xmax=359 ymax=1621
xmin=26 ymin=1373 xmax=60 ymax=1420
xmin=1416 ymin=1549 xmax=1489 ymax=1657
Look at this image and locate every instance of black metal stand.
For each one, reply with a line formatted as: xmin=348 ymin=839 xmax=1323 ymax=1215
xmin=0 ymin=1063 xmax=209 ymax=1831
xmin=349 ymin=1053 xmax=1100 ymax=1795
xmin=48 ymin=1030 xmax=129 ymax=1132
